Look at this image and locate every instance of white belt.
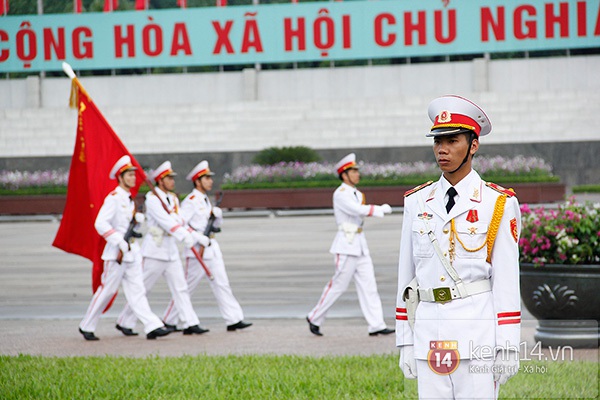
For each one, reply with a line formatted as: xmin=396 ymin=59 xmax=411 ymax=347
xmin=338 ymin=226 xmax=363 ymax=233
xmin=418 ymin=279 xmax=491 ymax=303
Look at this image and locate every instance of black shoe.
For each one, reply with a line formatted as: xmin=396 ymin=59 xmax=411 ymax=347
xmin=115 ymin=324 xmax=139 ymax=336
xmin=227 ymin=321 xmax=253 ymax=331
xmin=163 ymin=322 xmax=181 ymax=332
xmin=306 ymin=317 xmax=323 ymax=336
xmin=182 ymin=325 xmax=209 ymax=335
xmin=369 ymin=328 xmax=395 ymax=336
xmin=146 ymin=326 xmax=172 ymax=340
xmin=79 ymin=328 xmax=99 ymax=341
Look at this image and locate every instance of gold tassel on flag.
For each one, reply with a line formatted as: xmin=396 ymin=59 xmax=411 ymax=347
xmin=63 ymin=62 xmax=89 ymax=109
xmin=69 ymin=79 xmax=79 ymax=109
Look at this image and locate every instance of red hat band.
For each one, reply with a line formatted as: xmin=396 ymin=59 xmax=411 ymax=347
xmin=155 ymin=169 xmax=173 ymax=181
xmin=337 ymin=161 xmax=356 ymax=175
xmin=433 ymin=111 xmax=481 ymax=136
xmin=117 ymin=163 xmax=134 ymax=176
xmin=191 ymin=169 xmax=210 ymax=182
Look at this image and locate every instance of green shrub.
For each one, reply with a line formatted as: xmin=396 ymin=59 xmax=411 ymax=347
xmin=252 ymin=146 xmax=321 ymax=165
xmin=572 ymin=184 xmax=600 ymax=193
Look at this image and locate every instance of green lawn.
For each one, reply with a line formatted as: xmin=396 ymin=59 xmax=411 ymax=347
xmin=0 ymin=355 xmax=596 ymax=399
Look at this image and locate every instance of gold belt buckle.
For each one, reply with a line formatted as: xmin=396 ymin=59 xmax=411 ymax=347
xmin=433 ymin=287 xmax=452 ymax=303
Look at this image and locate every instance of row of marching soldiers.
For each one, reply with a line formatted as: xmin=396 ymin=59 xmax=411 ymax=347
xmin=78 ymin=159 xmax=252 ymax=340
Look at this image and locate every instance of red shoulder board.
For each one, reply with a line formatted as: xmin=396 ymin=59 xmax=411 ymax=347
xmin=486 ymin=182 xmax=516 ymax=197
xmin=189 ymin=195 xmax=196 ymax=200
xmin=404 ymin=181 xmax=434 ymax=197
xmin=110 ymin=190 xmax=118 ymax=196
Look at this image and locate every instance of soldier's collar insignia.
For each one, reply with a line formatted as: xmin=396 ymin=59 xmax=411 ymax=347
xmin=426 ymin=188 xmax=436 ymax=202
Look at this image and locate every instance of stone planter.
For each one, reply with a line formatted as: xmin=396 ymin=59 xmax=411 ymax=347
xmin=0 ymin=195 xmax=67 ymax=215
xmin=220 ymin=183 xmax=566 ymax=210
xmin=520 ymin=263 xmax=600 ymax=348
xmin=0 ymin=182 xmax=566 ymax=214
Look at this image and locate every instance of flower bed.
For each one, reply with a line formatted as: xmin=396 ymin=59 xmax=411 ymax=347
xmin=0 ymin=156 xmax=566 ymax=214
xmin=519 ymin=199 xmax=600 ymax=266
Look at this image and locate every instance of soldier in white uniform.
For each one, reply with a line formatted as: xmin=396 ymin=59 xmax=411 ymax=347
xmin=162 ymin=160 xmax=252 ymax=332
xmin=307 ymin=153 xmax=395 ymax=336
xmin=79 ymin=156 xmax=171 ymax=340
xmin=116 ymin=161 xmax=211 ymax=335
xmin=396 ymin=95 xmax=521 ymax=399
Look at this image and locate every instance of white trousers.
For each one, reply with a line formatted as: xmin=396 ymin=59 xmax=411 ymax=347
xmin=307 ymin=253 xmax=386 ymax=333
xmin=79 ymin=257 xmax=163 ymax=334
xmin=117 ymin=257 xmax=200 ymax=329
xmin=163 ymin=254 xmax=244 ymax=327
xmin=415 ymin=359 xmax=498 ymax=399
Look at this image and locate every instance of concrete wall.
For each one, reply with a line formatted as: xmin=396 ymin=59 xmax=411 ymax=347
xmin=1 ymin=55 xmax=599 ymax=188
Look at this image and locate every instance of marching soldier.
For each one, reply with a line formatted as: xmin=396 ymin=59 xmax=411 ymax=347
xmin=116 ymin=161 xmax=210 ymax=335
xmin=162 ymin=161 xmax=252 ymax=332
xmin=79 ymin=155 xmax=171 ymax=340
xmin=396 ymin=95 xmax=521 ymax=399
xmin=307 ymin=153 xmax=395 ymax=337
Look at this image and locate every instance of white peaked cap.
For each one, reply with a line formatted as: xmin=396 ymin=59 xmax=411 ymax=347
xmin=109 ymin=155 xmax=137 ymax=179
xmin=335 ymin=153 xmax=358 ymax=175
xmin=186 ymin=160 xmax=215 ymax=181
xmin=151 ymin=161 xmax=177 ymax=181
xmin=427 ymin=95 xmax=491 ymax=137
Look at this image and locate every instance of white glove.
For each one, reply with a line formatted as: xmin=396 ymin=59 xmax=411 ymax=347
xmin=134 ymin=212 xmax=145 ymax=224
xmin=118 ymin=239 xmax=130 ymax=254
xmin=212 ymin=206 xmax=223 ymax=219
xmin=182 ymin=232 xmax=195 ymax=249
xmin=381 ymin=204 xmax=392 ymax=214
xmin=399 ymin=345 xmax=417 ymax=379
xmin=493 ymin=350 xmax=519 ymax=385
xmin=192 ymin=231 xmax=210 ymax=247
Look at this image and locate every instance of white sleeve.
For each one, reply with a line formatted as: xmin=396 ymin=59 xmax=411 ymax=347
xmin=335 ymin=191 xmax=384 ymax=218
xmin=94 ymin=194 xmax=124 ymax=246
xmin=396 ymin=197 xmax=416 ymax=347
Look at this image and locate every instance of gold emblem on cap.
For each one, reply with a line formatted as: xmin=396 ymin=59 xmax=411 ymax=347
xmin=438 ymin=110 xmax=452 ymax=123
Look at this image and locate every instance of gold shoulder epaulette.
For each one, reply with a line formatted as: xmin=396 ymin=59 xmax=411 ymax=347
xmin=189 ymin=195 xmax=196 ymax=200
xmin=110 ymin=190 xmax=117 ymax=196
xmin=404 ymin=181 xmax=434 ymax=197
xmin=486 ymin=182 xmax=516 ymax=197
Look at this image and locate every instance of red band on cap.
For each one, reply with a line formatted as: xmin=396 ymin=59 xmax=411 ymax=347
xmin=117 ymin=163 xmax=134 ymax=177
xmin=337 ymin=161 xmax=356 ymax=175
xmin=191 ymin=169 xmax=209 ymax=182
xmin=433 ymin=113 xmax=480 ymax=136
xmin=155 ymin=169 xmax=173 ymax=181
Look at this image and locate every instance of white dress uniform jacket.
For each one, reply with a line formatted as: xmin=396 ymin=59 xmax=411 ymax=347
xmin=329 ymin=183 xmax=387 ymax=256
xmin=396 ymin=170 xmax=521 ymax=360
xmin=95 ymin=186 xmax=138 ymax=263
xmin=141 ymin=188 xmax=190 ymax=260
xmin=181 ymin=189 xmax=223 ymax=260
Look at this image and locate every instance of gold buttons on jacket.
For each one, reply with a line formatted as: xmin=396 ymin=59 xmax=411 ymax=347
xmin=443 ymin=228 xmax=449 ymax=234
xmin=440 ymin=276 xmax=446 ymax=282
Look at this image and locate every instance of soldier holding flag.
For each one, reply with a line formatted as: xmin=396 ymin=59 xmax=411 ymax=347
xmin=78 ymin=156 xmax=171 ymax=341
